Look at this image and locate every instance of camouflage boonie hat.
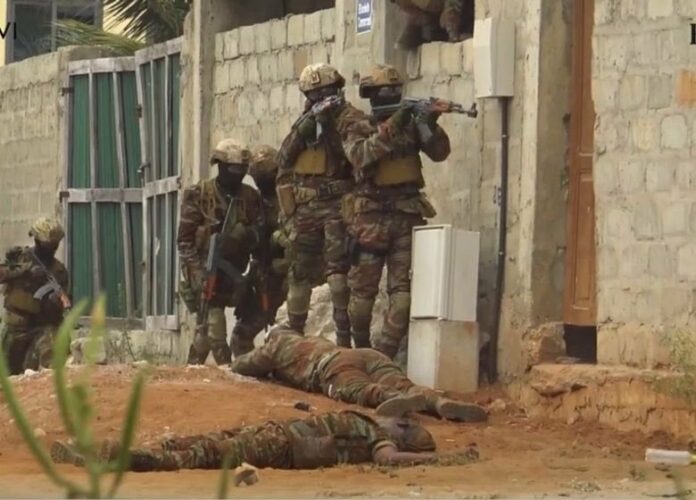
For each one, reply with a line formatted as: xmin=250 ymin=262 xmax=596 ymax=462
xmin=298 ymin=63 xmax=345 ymax=92
xmin=249 ymin=145 xmax=279 ymax=180
xmin=359 ymin=64 xmax=404 ymax=97
xmin=210 ymin=139 xmax=251 ymax=165
xmin=29 ymin=217 xmax=65 ymax=245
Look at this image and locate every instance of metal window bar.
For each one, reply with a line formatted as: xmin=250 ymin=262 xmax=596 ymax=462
xmin=64 ymin=57 xmax=143 ymax=325
xmin=135 ymin=38 xmax=182 ymax=331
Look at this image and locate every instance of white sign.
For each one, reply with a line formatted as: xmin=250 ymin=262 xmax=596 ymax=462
xmin=357 ymin=0 xmax=373 ymax=34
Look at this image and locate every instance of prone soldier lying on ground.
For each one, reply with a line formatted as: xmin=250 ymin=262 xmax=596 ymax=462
xmin=50 ymin=410 xmax=442 ymax=472
xmin=230 ymin=327 xmax=488 ymax=423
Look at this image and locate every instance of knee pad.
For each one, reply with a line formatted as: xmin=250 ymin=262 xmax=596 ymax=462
xmin=286 ymin=283 xmax=312 ymax=316
xmin=207 ymin=308 xmax=228 ymax=341
xmin=327 ymin=273 xmax=349 ymax=309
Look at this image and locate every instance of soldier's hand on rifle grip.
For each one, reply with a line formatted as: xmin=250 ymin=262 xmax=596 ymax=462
xmin=387 ymin=105 xmax=414 ymax=130
xmin=296 ymin=115 xmax=318 ymax=141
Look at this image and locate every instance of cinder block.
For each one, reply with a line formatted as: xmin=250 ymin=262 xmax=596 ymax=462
xmin=441 ymin=42 xmax=462 ymax=75
xmin=213 ymin=63 xmax=228 ymax=94
xmin=321 ymin=9 xmax=336 ymax=41
xmin=605 ymin=207 xmax=633 ymax=237
xmin=239 ymin=25 xmax=255 ymax=55
xmin=646 ymin=162 xmax=674 ymax=192
xmin=285 ymin=83 xmax=302 ymax=112
xmin=595 ymin=0 xmax=616 ymax=24
xmin=407 ymin=320 xmax=479 ymax=393
xmin=258 ymin=53 xmax=277 ymax=82
xmin=224 ymin=29 xmax=240 ymax=59
xmin=647 ymin=75 xmax=673 ymax=109
xmin=406 ymin=50 xmax=421 ymax=80
xmin=293 ymin=48 xmax=310 ymax=79
xmin=677 ymin=243 xmax=696 ymax=279
xmin=277 ymin=51 xmax=295 ymax=81
xmin=246 ymin=56 xmax=260 ymax=84
xmin=632 ymin=201 xmax=662 ymax=240
xmin=676 ymin=162 xmax=696 ymax=190
xmin=618 ymin=75 xmax=646 ymax=110
xmin=648 ymin=243 xmax=673 ymax=278
xmin=661 ymin=114 xmax=688 ymax=149
xmin=691 ymin=203 xmax=696 ymax=233
xmin=420 ymin=43 xmax=442 ymax=76
xmin=647 ymin=0 xmax=674 ymax=18
xmin=271 ymin=19 xmax=287 ymax=50
xmin=619 ymin=244 xmax=649 ymax=278
xmin=304 ymin=11 xmax=322 ymax=44
xmin=269 ymin=86 xmax=285 ymax=112
xmin=287 ymin=15 xmax=305 ymax=46
xmin=311 ymin=44 xmax=330 ymax=64
xmin=600 ymin=35 xmax=630 ymax=71
xmin=617 ymin=160 xmax=645 ymax=193
xmin=229 ymin=59 xmax=245 ymax=88
xmin=620 ymin=0 xmax=646 ymax=20
xmin=214 ymin=34 xmax=224 ymax=62
xmin=663 ymin=203 xmax=690 ymax=236
xmin=254 ymin=21 xmax=271 ymax=53
xmin=594 ymin=78 xmax=618 ymax=111
xmin=252 ymin=91 xmax=269 ymax=119
xmin=631 ymin=117 xmax=660 ymax=152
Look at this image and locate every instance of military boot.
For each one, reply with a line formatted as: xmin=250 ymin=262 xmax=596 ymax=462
xmin=231 ymin=324 xmax=256 ymax=357
xmin=375 ymin=393 xmax=427 ymax=417
xmin=286 ymin=312 xmax=308 ymax=334
xmin=432 ymin=397 xmax=488 ymax=423
xmin=352 ymin=331 xmax=371 ymax=348
xmin=333 ymin=308 xmax=352 ymax=348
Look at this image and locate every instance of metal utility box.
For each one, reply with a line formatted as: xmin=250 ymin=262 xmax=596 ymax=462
xmin=410 ymin=224 xmax=480 ymax=322
xmin=473 ymin=17 xmax=515 ymax=98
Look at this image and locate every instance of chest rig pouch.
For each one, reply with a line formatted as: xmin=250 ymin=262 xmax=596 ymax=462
xmin=374 ymin=155 xmax=424 ymax=187
xmin=294 ymin=148 xmax=328 ymax=175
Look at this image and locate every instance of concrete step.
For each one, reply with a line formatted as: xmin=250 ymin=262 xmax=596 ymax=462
xmin=508 ymin=364 xmax=696 ymax=438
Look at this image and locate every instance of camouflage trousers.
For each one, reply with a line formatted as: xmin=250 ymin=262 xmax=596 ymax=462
xmin=347 ymin=210 xmax=424 ymax=357
xmin=319 ymin=348 xmax=438 ymax=409
xmin=232 ymin=271 xmax=288 ymax=356
xmin=128 ymin=421 xmax=291 ymax=471
xmin=286 ymin=198 xmax=350 ymax=333
xmin=0 ymin=317 xmax=58 ymax=375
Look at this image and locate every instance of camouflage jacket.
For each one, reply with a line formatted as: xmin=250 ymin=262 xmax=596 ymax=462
xmin=0 ymin=246 xmax=69 ymax=325
xmin=284 ymin=410 xmax=394 ymax=467
xmin=230 ymin=332 xmax=340 ymax=392
xmin=276 ymin=100 xmax=356 ymax=190
xmin=335 ymin=105 xmax=450 ymax=196
xmin=177 ymin=178 xmax=263 ymax=278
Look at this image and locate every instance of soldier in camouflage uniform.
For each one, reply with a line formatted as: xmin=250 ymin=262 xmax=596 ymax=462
xmin=0 ymin=218 xmax=70 ymax=375
xmin=276 ymin=63 xmax=356 ymax=347
xmin=334 ymin=65 xmax=450 ymax=358
xmin=390 ymin=0 xmax=474 ymax=49
xmin=231 ymin=327 xmax=487 ymax=423
xmin=50 ymin=410 xmax=439 ymax=471
xmin=230 ymin=145 xmax=289 ymax=356
xmin=177 ymin=139 xmax=264 ymax=365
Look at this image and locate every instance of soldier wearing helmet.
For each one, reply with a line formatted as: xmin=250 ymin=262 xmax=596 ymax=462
xmin=390 ymin=0 xmax=474 ymax=49
xmin=275 ymin=63 xmax=357 ymax=347
xmin=229 ymin=145 xmax=290 ymax=355
xmin=177 ymin=139 xmax=264 ymax=365
xmin=0 ymin=217 xmax=70 ymax=374
xmin=334 ymin=64 xmax=451 ymax=359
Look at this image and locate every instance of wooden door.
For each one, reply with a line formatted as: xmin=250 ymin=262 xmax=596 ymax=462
xmin=564 ymin=0 xmax=596 ymax=326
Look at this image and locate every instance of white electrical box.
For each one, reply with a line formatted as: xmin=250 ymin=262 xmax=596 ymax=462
xmin=473 ymin=17 xmax=515 ymax=98
xmin=410 ymin=225 xmax=480 ymax=322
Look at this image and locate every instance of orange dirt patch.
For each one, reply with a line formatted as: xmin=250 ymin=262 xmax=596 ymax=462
xmin=0 ymin=365 xmax=694 ymax=498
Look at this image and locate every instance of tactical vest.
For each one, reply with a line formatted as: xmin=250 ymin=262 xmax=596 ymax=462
xmin=294 ymin=148 xmax=328 ymax=175
xmin=284 ymin=411 xmax=379 ymax=468
xmin=193 ymin=179 xmax=249 ymax=253
xmin=373 ymin=154 xmax=424 ymax=187
xmin=3 ymin=249 xmax=64 ymax=319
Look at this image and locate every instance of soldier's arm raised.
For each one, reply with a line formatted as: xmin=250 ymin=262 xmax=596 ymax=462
xmin=276 ymin=129 xmax=305 ymax=187
xmin=372 ymin=443 xmax=438 ymax=466
xmin=176 ymin=187 xmax=205 ymax=272
xmin=229 ymin=342 xmax=276 ymax=378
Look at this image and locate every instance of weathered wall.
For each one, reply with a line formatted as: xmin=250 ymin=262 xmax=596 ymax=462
xmin=593 ymin=0 xmax=696 ymax=367
xmin=0 ymin=46 xmax=108 ymax=256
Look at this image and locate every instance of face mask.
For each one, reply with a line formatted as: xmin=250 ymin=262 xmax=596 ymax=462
xmin=256 ymin=179 xmax=276 ymax=197
xmin=369 ymin=86 xmax=403 ymax=111
xmin=305 ymin=85 xmax=339 ymax=103
xmin=217 ymin=163 xmax=246 ymax=192
xmin=35 ymin=241 xmax=57 ymax=260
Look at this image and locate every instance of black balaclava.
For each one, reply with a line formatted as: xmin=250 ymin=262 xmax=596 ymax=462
xmin=216 ymin=162 xmax=247 ymax=193
xmin=305 ymin=84 xmax=340 ymax=104
xmin=255 ymin=177 xmax=276 ymax=198
xmin=369 ymin=85 xmax=403 ymax=112
xmin=34 ymin=240 xmax=58 ymax=261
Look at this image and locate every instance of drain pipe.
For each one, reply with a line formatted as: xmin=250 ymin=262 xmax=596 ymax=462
xmin=488 ymin=96 xmax=510 ymax=384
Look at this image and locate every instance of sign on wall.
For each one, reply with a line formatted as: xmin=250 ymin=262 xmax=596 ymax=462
xmin=357 ymin=0 xmax=373 ymax=33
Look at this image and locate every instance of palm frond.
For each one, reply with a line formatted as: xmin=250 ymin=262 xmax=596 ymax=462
xmin=55 ymin=19 xmax=146 ymax=55
xmin=103 ymin=0 xmax=189 ymax=43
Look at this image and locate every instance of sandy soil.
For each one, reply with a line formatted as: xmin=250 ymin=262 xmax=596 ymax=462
xmin=1 ymin=364 xmax=695 ymax=499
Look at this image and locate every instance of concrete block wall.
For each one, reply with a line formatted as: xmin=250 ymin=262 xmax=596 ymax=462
xmin=593 ymin=0 xmax=696 ymax=367
xmin=211 ymin=9 xmax=336 ymax=150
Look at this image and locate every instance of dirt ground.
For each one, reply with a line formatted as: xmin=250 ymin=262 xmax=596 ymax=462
xmin=1 ymin=365 xmax=695 ymax=499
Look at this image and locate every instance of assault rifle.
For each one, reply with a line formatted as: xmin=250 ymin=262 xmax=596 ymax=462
xmin=293 ymin=92 xmax=346 ymax=142
xmin=29 ymin=250 xmax=71 ymax=311
xmin=372 ymin=97 xmax=478 ymax=142
xmin=191 ymin=199 xmax=247 ymax=358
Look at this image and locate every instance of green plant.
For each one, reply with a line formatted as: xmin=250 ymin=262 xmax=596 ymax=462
xmin=0 ymin=296 xmax=146 ymax=498
xmin=656 ymin=329 xmax=696 ymax=406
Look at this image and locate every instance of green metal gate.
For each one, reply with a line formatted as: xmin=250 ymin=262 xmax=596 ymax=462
xmin=135 ymin=38 xmax=182 ymax=331
xmin=62 ymin=57 xmax=143 ymax=322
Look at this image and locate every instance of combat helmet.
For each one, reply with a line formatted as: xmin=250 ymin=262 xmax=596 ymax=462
xmin=248 ymin=145 xmax=278 ymax=181
xmin=298 ymin=63 xmax=345 ymax=93
xmin=210 ymin=139 xmax=251 ymax=166
xmin=359 ymin=64 xmax=404 ymax=98
xmin=29 ymin=217 xmax=65 ymax=245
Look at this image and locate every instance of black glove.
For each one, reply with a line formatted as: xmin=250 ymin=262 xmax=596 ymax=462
xmin=387 ymin=105 xmax=413 ymax=130
xmin=296 ymin=115 xmax=317 ymax=141
xmin=416 ymin=108 xmax=441 ymax=129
